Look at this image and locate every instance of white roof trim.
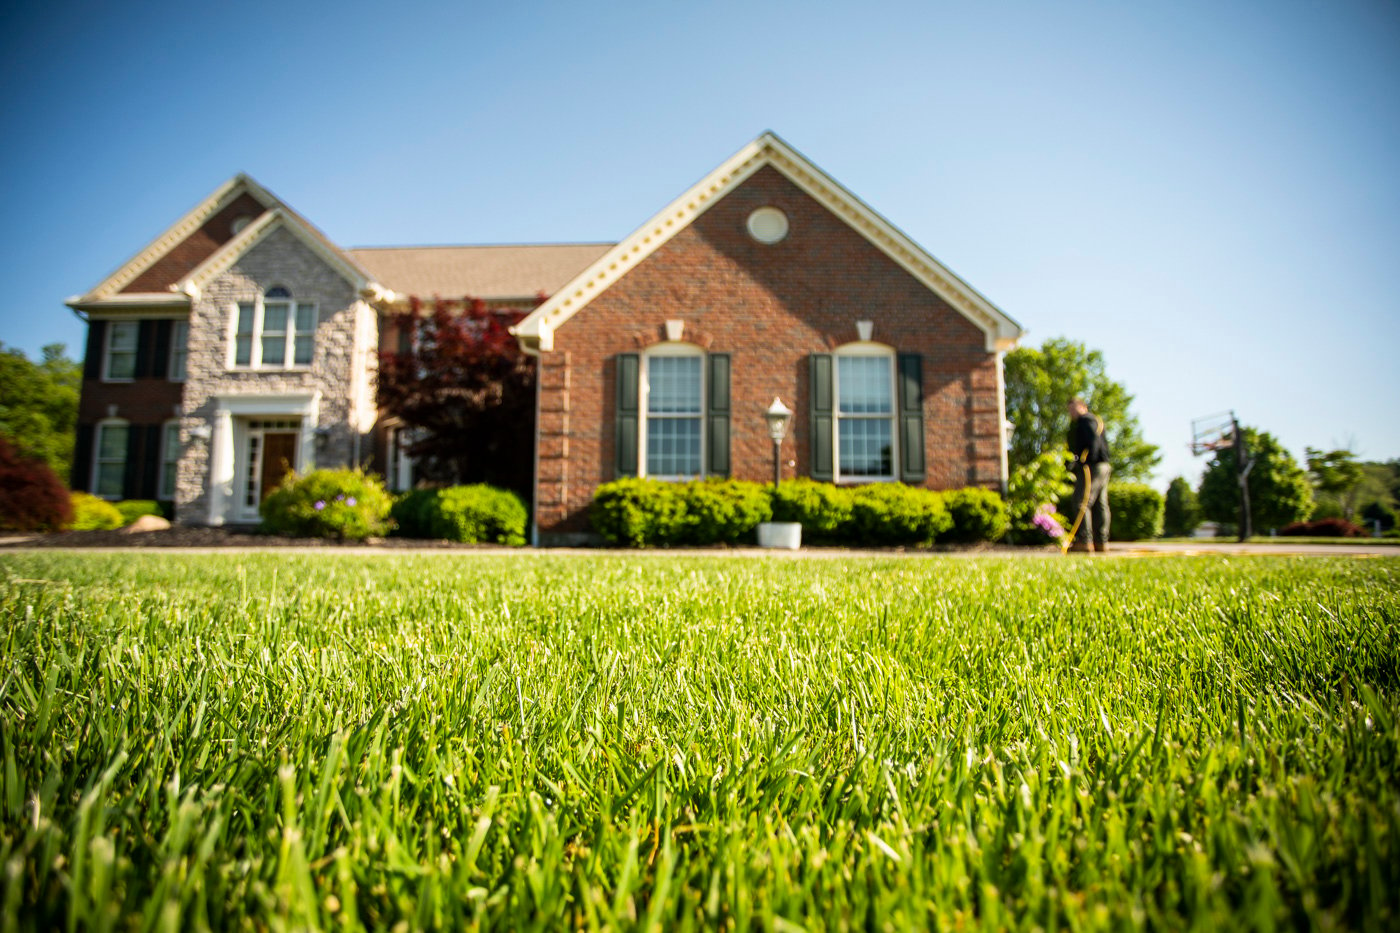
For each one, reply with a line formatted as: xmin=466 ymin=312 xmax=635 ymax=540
xmin=177 ymin=209 xmax=371 ymax=300
xmin=512 ymin=132 xmax=1024 ymax=353
xmin=66 ymin=291 xmax=192 ymax=312
xmin=78 ymin=174 xmax=275 ymax=302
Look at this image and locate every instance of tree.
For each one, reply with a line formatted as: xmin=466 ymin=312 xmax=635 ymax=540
xmin=1198 ymin=427 xmax=1313 ymax=532
xmin=0 ymin=342 xmax=80 ymax=481
xmin=1003 ymin=337 xmax=1160 ymax=481
xmin=376 ymin=297 xmax=537 ymax=504
xmin=1305 ymin=447 xmax=1364 ymax=519
xmin=1162 ymin=476 xmax=1201 ymax=537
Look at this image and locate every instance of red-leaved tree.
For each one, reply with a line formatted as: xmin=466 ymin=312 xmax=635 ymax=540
xmin=377 ymin=297 xmax=537 ymax=504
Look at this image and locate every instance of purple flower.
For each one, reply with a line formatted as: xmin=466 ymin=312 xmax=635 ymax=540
xmin=314 ymin=500 xmax=326 ymax=511
xmin=346 ymin=497 xmax=357 ymax=507
xmin=1031 ymin=503 xmax=1065 ymax=540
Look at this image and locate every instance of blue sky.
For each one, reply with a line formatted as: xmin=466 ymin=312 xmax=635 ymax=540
xmin=2 ymin=0 xmax=1396 ymax=488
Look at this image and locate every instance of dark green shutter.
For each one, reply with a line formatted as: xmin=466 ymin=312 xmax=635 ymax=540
xmin=897 ymin=352 xmax=926 ymax=482
xmin=139 ymin=425 xmax=163 ymax=499
xmin=615 ymin=353 xmax=640 ymax=477
xmin=810 ymin=354 xmax=833 ymax=481
xmin=135 ymin=321 xmax=155 ymax=378
xmin=72 ymin=425 xmax=94 ymax=492
xmin=152 ymin=321 xmax=172 ymax=380
xmin=83 ymin=322 xmax=106 ymax=380
xmin=122 ymin=427 xmax=141 ymax=500
xmin=706 ymin=353 xmax=730 ymax=476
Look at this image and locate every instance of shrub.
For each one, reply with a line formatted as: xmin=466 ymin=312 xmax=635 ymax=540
xmin=260 ymin=469 xmax=392 ymax=540
xmin=847 ymin=483 xmax=951 ymax=546
xmin=114 ymin=500 xmax=164 ymax=525
xmin=390 ymin=488 xmax=440 ymax=539
xmin=1278 ymin=517 xmax=1366 ymax=538
xmin=427 ymin=485 xmax=528 ymax=545
xmin=69 ymin=492 xmax=123 ymax=531
xmin=1006 ymin=452 xmax=1075 ymax=545
xmin=769 ymin=478 xmax=853 ymax=541
xmin=680 ymin=479 xmax=771 ymax=545
xmin=0 ymin=436 xmax=73 ymax=532
xmin=1162 ymin=477 xmax=1201 ymax=537
xmin=591 ymin=478 xmax=687 ymax=547
xmin=1107 ymin=483 xmax=1164 ymax=541
xmin=939 ymin=487 xmax=1009 ymax=543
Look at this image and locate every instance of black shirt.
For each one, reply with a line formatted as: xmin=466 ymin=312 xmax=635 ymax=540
xmin=1069 ymin=413 xmax=1111 ymax=464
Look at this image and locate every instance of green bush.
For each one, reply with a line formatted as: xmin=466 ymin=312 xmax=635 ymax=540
xmin=390 ymin=489 xmax=440 ymax=539
xmin=847 ymin=483 xmax=951 ymax=546
xmin=68 ymin=492 xmax=124 ymax=531
xmin=1007 ymin=452 xmax=1075 ymax=545
xmin=1108 ymin=483 xmax=1164 ymax=541
xmin=428 ymin=486 xmax=528 ymax=545
xmin=940 ymin=487 xmax=1010 ymax=543
xmin=114 ymin=500 xmax=164 ymax=525
xmin=260 ymin=469 xmax=392 ymax=540
xmin=769 ymin=478 xmax=853 ymax=541
xmin=591 ymin=478 xmax=688 ymax=547
xmin=679 ymin=479 xmax=772 ymax=545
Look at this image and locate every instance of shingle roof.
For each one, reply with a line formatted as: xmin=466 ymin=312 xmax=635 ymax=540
xmin=347 ymin=243 xmax=613 ymax=302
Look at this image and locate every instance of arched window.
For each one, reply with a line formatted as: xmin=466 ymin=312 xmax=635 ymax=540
xmin=641 ymin=343 xmax=704 ymax=478
xmin=833 ymin=342 xmax=897 ymax=480
xmin=232 ymin=285 xmax=317 ymax=369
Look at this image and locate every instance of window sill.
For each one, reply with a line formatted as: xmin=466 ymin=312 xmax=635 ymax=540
xmin=226 ymin=366 xmax=314 ymax=374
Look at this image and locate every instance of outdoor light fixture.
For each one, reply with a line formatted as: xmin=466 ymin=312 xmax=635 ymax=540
xmin=187 ymin=424 xmax=212 ymax=443
xmin=764 ymin=397 xmax=793 ymax=486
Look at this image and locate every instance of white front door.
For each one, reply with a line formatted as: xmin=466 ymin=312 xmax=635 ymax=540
xmin=234 ymin=418 xmax=301 ymax=521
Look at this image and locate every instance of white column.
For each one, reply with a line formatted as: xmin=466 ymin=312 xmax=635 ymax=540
xmin=207 ymin=408 xmax=234 ymax=525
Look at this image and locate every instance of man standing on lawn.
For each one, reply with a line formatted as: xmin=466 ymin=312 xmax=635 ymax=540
xmin=1067 ymin=398 xmax=1112 ymax=553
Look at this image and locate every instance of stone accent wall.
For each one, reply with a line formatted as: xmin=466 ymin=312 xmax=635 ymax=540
xmin=176 ymin=226 xmax=375 ymax=523
xmin=536 ymin=165 xmax=1002 ymax=537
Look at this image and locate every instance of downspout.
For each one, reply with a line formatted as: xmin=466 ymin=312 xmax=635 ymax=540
xmin=514 ymin=332 xmax=544 ymax=548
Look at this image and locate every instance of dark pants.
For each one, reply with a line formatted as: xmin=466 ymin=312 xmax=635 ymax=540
xmin=1070 ymin=462 xmax=1112 ymax=548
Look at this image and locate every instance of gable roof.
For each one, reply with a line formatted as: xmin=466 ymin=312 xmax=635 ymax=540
xmin=67 ymin=174 xmax=374 ymax=311
xmin=348 ymin=243 xmax=611 ymax=305
xmin=511 ymin=132 xmax=1024 ymax=354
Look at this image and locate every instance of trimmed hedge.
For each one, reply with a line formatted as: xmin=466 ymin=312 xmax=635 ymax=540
xmin=1279 ymin=517 xmax=1367 ymax=538
xmin=391 ymin=485 xmax=528 ymax=545
xmin=68 ymin=493 xmax=124 ymax=531
xmin=592 ymin=478 xmax=1002 ymax=548
xmin=260 ymin=469 xmax=393 ymax=540
xmin=114 ymin=500 xmax=165 ymax=525
xmin=940 ymin=487 xmax=1010 ymax=544
xmin=1106 ymin=483 xmax=1164 ymax=541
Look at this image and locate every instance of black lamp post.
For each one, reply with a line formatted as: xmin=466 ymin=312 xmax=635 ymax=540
xmin=764 ymin=397 xmax=792 ymax=487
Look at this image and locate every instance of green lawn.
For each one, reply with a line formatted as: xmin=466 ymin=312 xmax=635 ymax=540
xmin=1 ymin=552 xmax=1397 ymax=930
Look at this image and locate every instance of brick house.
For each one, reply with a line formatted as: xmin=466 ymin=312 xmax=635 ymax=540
xmin=66 ymin=132 xmax=1022 ymax=539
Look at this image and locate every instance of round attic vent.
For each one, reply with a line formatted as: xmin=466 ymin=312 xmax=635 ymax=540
xmin=746 ymin=207 xmax=789 ymax=244
xmin=230 ymin=215 xmax=254 ymax=235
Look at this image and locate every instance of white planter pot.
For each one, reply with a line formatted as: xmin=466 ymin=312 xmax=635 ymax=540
xmin=757 ymin=521 xmax=802 ymax=549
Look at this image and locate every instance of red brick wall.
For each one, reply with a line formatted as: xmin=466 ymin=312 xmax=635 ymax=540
xmin=536 ymin=165 xmax=1002 ymax=534
xmin=122 ymin=193 xmax=266 ymax=293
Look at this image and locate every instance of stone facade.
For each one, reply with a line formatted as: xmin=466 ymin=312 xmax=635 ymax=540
xmin=176 ymin=226 xmax=376 ymax=524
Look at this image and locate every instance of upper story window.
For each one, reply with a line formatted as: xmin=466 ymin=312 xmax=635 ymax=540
xmin=835 ymin=345 xmax=896 ymax=480
xmin=233 ymin=286 xmax=316 ymax=369
xmin=642 ymin=346 xmax=703 ymax=478
xmin=103 ymin=321 xmax=138 ymax=381
xmin=169 ymin=321 xmax=189 ymax=381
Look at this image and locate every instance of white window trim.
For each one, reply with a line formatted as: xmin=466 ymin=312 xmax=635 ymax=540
xmin=158 ymin=419 xmax=181 ymax=501
xmin=102 ymin=320 xmax=139 ymax=383
xmin=832 ymin=341 xmax=899 ymax=484
xmin=169 ymin=320 xmax=189 ymax=383
xmin=639 ymin=342 xmax=706 ymax=480
xmin=228 ymin=287 xmax=317 ymax=371
xmin=92 ymin=418 xmax=130 ymax=500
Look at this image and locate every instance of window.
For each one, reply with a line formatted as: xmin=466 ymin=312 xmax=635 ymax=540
xmin=169 ymin=321 xmax=189 ymax=381
xmin=93 ymin=420 xmax=129 ymax=499
xmin=232 ymin=286 xmax=316 ymax=369
xmin=103 ymin=321 xmax=138 ymax=381
xmin=158 ymin=421 xmax=181 ymax=500
xmin=835 ymin=348 xmax=896 ymax=480
xmin=642 ymin=348 xmax=703 ymax=477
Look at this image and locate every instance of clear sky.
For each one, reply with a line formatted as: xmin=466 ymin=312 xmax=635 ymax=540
xmin=2 ymin=0 xmax=1396 ymax=488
